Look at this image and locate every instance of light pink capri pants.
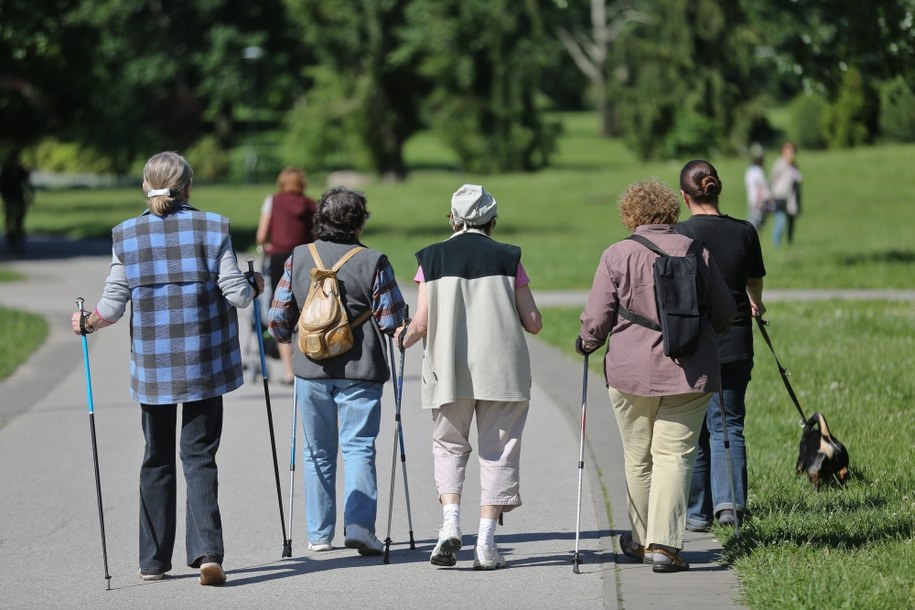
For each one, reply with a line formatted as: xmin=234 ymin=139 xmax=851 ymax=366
xmin=431 ymin=398 xmax=529 ymax=510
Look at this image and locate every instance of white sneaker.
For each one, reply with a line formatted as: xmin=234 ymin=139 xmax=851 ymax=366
xmin=473 ymin=544 xmax=506 ymax=570
xmin=307 ymin=541 xmax=333 ymax=552
xmin=430 ymin=522 xmax=462 ymax=567
xmin=344 ymin=524 xmax=383 ymax=556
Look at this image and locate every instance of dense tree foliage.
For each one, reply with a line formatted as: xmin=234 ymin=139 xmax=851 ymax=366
xmin=2 ymin=0 xmax=915 ymax=173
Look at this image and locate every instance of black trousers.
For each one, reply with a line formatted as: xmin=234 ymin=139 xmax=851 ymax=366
xmin=139 ymin=396 xmax=224 ymax=572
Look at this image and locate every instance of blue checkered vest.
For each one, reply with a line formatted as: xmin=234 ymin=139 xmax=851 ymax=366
xmin=113 ymin=203 xmax=243 ymax=404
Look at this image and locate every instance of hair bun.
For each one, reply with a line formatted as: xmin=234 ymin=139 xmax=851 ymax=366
xmin=700 ymin=175 xmax=721 ymax=197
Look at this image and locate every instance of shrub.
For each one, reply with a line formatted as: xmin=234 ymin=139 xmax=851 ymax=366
xmin=185 ymin=135 xmax=231 ymax=181
xmin=877 ymin=77 xmax=915 ymax=143
xmin=662 ymin=111 xmax=723 ymax=159
xmin=822 ymin=66 xmax=874 ymax=149
xmin=29 ymin=138 xmax=113 ymax=173
xmin=787 ymin=93 xmax=828 ymax=150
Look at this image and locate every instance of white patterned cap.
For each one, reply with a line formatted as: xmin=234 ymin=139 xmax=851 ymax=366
xmin=450 ymin=184 xmax=498 ymax=225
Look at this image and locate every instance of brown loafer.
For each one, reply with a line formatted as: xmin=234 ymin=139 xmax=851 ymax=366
xmin=651 ymin=547 xmax=689 ymax=573
xmin=619 ymin=532 xmax=653 ymax=564
xmin=199 ymin=562 xmax=226 ymax=586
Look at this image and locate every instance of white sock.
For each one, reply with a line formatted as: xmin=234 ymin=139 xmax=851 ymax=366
xmin=442 ymin=503 xmax=460 ymax=526
xmin=478 ymin=518 xmax=497 ymax=548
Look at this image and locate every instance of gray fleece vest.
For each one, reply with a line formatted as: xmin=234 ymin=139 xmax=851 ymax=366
xmin=290 ymin=240 xmax=389 ymax=382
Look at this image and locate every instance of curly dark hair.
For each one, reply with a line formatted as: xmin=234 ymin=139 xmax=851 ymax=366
xmin=313 ymin=187 xmax=370 ymax=243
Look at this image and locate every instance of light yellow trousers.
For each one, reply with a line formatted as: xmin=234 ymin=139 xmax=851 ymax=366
xmin=609 ymin=387 xmax=711 ymax=549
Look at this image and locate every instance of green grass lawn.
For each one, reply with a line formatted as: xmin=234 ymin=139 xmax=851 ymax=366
xmin=539 ymin=300 xmax=915 ymax=609
xmin=0 ymin=305 xmax=48 ymax=380
xmin=7 ymin=112 xmax=915 ymax=290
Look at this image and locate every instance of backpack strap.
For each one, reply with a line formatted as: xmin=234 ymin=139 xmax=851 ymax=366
xmin=618 ymin=234 xmax=668 ymax=331
xmin=307 ymin=243 xmax=325 ymax=270
xmin=627 ymin=233 xmax=669 ymax=257
xmin=330 ymin=246 xmax=366 ymax=272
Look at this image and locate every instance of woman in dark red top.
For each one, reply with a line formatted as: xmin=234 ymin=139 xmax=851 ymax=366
xmin=257 ymin=166 xmax=317 ymax=383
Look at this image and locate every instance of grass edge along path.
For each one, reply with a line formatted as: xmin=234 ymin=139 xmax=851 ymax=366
xmin=0 ymin=305 xmax=48 ymax=381
xmin=537 ymin=300 xmax=915 ymax=610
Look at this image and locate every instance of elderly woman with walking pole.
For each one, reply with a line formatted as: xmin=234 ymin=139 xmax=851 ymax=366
xmin=577 ymin=178 xmax=735 ymax=573
xmin=71 ymin=151 xmax=263 ymax=586
xmin=268 ymin=187 xmax=408 ymax=557
xmin=397 ymin=184 xmax=543 ymax=570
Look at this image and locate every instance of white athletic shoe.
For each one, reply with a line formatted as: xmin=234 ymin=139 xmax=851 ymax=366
xmin=430 ymin=522 xmax=463 ymax=566
xmin=307 ymin=541 xmax=333 ymax=552
xmin=473 ymin=544 xmax=506 ymax=570
xmin=344 ymin=524 xmax=383 ymax=556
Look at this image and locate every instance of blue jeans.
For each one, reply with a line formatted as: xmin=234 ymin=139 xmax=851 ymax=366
xmin=686 ymin=360 xmax=751 ymax=529
xmin=139 ymin=397 xmax=224 ymax=572
xmin=297 ymin=378 xmax=383 ymax=543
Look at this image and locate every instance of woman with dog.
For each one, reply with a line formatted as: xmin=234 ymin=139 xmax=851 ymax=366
xmin=577 ymin=178 xmax=735 ymax=572
xmin=675 ymin=159 xmax=766 ymax=532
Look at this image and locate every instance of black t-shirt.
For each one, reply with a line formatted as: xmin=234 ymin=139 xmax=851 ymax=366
xmin=675 ymin=214 xmax=766 ymax=363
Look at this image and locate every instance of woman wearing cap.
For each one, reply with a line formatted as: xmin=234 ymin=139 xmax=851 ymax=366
xmin=70 ymin=151 xmax=264 ymax=586
xmin=397 ymin=184 xmax=542 ymax=570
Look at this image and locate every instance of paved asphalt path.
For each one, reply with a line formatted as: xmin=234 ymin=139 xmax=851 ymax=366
xmin=0 ymin=237 xmax=753 ymax=609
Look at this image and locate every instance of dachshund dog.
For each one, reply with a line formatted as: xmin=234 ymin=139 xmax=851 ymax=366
xmin=796 ymin=412 xmax=850 ymax=491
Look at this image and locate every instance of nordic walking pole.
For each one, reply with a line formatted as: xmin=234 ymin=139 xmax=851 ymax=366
xmin=395 ymin=314 xmax=416 ymax=551
xmin=283 ymin=377 xmax=298 ymax=558
xmin=717 ymin=388 xmax=740 ymax=537
xmin=382 ymin=334 xmax=400 ymax=564
xmin=572 ymin=353 xmax=588 ymax=574
xmin=75 ymin=298 xmax=112 ymax=590
xmin=383 ymin=308 xmax=415 ymax=563
xmin=246 ymin=258 xmax=288 ymax=555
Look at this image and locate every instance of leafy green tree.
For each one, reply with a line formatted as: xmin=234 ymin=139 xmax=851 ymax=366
xmin=404 ymin=0 xmax=559 ymax=172
xmin=0 ymin=0 xmax=96 ymax=148
xmin=552 ymin=0 xmax=651 ymax=137
xmin=614 ymin=0 xmax=762 ymax=159
xmin=284 ymin=0 xmax=425 ymax=180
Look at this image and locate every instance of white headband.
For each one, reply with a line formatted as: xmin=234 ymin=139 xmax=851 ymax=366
xmin=147 ymin=188 xmax=171 ymax=198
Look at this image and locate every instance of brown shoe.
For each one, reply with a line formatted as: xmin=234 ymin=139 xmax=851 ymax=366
xmin=619 ymin=532 xmax=653 ymax=564
xmin=199 ymin=562 xmax=226 ymax=586
xmin=651 ymin=547 xmax=689 ymax=573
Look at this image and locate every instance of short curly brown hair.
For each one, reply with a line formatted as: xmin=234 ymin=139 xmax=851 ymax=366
xmin=617 ymin=177 xmax=680 ymax=231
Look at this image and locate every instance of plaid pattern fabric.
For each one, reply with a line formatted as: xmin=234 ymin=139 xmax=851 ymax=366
xmin=113 ymin=204 xmax=243 ymax=404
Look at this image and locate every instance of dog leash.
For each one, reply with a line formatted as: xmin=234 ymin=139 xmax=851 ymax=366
xmin=754 ymin=317 xmax=808 ymax=425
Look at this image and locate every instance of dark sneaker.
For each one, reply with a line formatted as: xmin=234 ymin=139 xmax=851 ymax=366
xmin=717 ymin=509 xmax=737 ymax=526
xmin=138 ymin=568 xmax=165 ymax=582
xmin=619 ymin=532 xmax=653 ymax=564
xmin=430 ymin=522 xmax=463 ymax=567
xmin=652 ymin=547 xmax=690 ymax=573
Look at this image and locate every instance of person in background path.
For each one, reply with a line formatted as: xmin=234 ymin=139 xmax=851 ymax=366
xmin=769 ymin=141 xmax=802 ymax=246
xmin=744 ymin=143 xmax=771 ymax=232
xmin=71 ymin=151 xmax=264 ymax=587
xmin=268 ymin=187 xmax=408 ymax=557
xmin=676 ymin=159 xmax=766 ymax=532
xmin=397 ymin=184 xmax=542 ymax=570
xmin=0 ymin=149 xmax=34 ymax=253
xmin=256 ymin=166 xmax=318 ymax=384
xmin=577 ymin=178 xmax=735 ymax=573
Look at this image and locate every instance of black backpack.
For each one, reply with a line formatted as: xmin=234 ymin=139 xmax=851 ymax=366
xmin=618 ymin=234 xmax=705 ymax=358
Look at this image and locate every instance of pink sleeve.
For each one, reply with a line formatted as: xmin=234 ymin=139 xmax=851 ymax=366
xmin=413 ymin=265 xmax=424 ymax=283
xmin=516 ymin=262 xmax=530 ymax=288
